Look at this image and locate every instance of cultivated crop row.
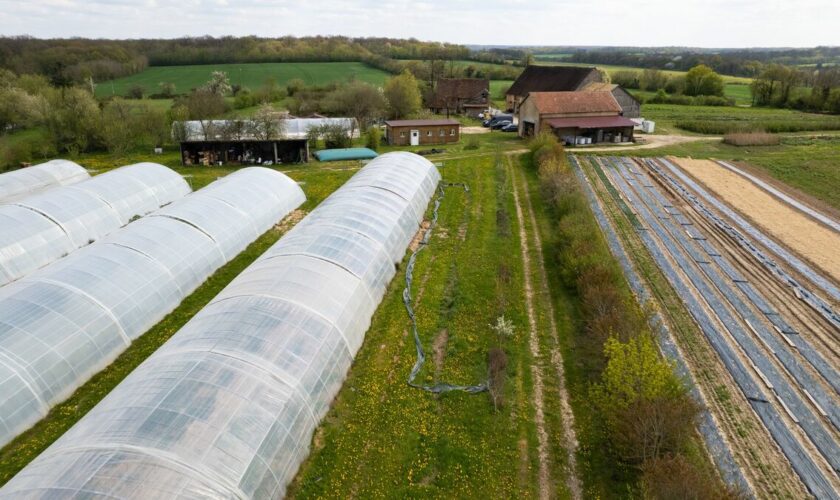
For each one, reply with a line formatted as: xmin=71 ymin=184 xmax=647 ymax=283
xmin=582 ymin=155 xmax=839 ymax=499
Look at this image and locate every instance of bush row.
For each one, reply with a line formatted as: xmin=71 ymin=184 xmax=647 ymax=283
xmin=645 ymin=91 xmax=734 ymax=107
xmin=529 ymin=134 xmax=741 ymax=498
xmin=676 ymin=118 xmax=840 ymax=135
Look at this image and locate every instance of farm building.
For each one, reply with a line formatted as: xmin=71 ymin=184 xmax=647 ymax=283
xmin=428 ymin=78 xmax=490 ymax=117
xmin=0 ymin=167 xmax=303 ymax=451
xmin=385 ymin=119 xmax=460 ymax=146
xmin=581 ymin=82 xmax=641 ymax=118
xmin=175 ymin=118 xmax=357 ymax=166
xmin=0 ymin=163 xmax=190 ymax=289
xmin=517 ymin=91 xmax=635 ymax=144
xmin=2 ymin=153 xmax=438 ymax=499
xmin=505 ymin=65 xmax=603 ymax=112
xmin=0 ymin=160 xmax=88 ymax=203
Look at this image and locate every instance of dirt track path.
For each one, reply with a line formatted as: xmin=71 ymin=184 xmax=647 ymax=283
xmin=510 ymin=158 xmax=552 ymax=499
xmin=509 ymin=156 xmax=583 ymax=499
xmin=576 ymin=134 xmax=721 ymax=152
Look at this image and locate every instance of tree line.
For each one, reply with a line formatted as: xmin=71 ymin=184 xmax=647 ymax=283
xmin=750 ymin=64 xmax=840 ymax=113
xmin=0 ymin=36 xmax=469 ymax=87
xmin=0 ymin=65 xmax=431 ymax=168
xmin=561 ymin=46 xmax=840 ymax=77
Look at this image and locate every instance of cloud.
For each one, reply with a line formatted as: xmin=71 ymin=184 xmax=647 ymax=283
xmin=0 ymin=0 xmax=837 ymax=47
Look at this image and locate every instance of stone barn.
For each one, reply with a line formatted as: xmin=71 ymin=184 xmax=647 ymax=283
xmin=517 ymin=91 xmax=635 ymax=144
xmin=582 ymin=82 xmax=641 ymax=118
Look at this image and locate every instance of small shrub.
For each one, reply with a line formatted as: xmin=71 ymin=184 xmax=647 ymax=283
xmin=365 ymin=126 xmax=382 ymax=151
xmin=127 ymin=84 xmax=145 ymax=99
xmin=641 ymin=454 xmax=747 ymax=500
xmin=463 ymin=135 xmax=480 ymax=150
xmin=723 ymin=132 xmax=780 ymax=146
xmin=490 ymin=315 xmax=515 ymax=343
xmin=487 ymin=347 xmax=508 ymax=412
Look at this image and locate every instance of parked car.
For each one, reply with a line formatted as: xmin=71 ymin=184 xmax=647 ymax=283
xmin=483 ymin=114 xmax=513 ymax=128
xmin=500 ymin=123 xmax=518 ymax=132
xmin=491 ymin=120 xmax=512 ymax=130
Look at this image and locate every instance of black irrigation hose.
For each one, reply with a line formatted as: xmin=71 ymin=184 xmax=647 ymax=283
xmin=405 ymin=181 xmax=488 ymax=394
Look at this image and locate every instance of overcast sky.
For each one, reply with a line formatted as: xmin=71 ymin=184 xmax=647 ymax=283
xmin=0 ymin=0 xmax=837 ymax=48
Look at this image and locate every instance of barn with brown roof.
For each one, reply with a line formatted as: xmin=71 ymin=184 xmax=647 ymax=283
xmin=428 ymin=78 xmax=490 ymax=117
xmin=517 ymin=91 xmax=635 ymax=144
xmin=505 ymin=65 xmax=603 ymax=112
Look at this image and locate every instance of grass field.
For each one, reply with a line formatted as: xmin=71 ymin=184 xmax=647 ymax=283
xmin=640 ymin=103 xmax=840 ymax=135
xmin=95 ymin=62 xmax=391 ymax=97
xmin=723 ymin=83 xmax=752 ymax=104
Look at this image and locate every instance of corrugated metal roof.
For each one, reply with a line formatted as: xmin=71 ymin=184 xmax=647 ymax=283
xmin=526 ymin=91 xmax=621 ymax=114
xmin=581 ymin=82 xmax=641 ymax=104
xmin=384 ymin=119 xmax=460 ymax=127
xmin=581 ymin=82 xmax=618 ymax=92
xmin=545 ymin=115 xmax=638 ymax=129
xmin=177 ymin=118 xmax=357 ymax=142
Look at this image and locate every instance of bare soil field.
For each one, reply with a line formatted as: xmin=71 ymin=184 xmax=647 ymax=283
xmin=729 ymin=160 xmax=840 ymax=228
xmin=671 ymin=157 xmax=840 ymax=286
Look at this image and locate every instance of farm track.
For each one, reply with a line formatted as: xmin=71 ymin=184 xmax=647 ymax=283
xmin=594 ymin=156 xmax=839 ymax=498
xmin=578 ymin=156 xmax=802 ymax=498
xmin=509 ymin=155 xmax=582 ymax=499
xmin=510 ymin=157 xmax=552 ymax=499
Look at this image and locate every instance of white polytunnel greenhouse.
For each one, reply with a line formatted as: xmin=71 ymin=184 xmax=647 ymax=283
xmin=0 ymin=163 xmax=190 ymax=288
xmin=0 ymin=152 xmax=440 ymax=499
xmin=0 ymin=159 xmax=89 ymax=204
xmin=0 ymin=167 xmax=305 ymax=450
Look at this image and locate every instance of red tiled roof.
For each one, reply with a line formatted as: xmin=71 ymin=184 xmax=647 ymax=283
xmin=545 ymin=116 xmax=637 ymax=129
xmin=526 ymin=91 xmax=621 ymax=114
xmin=385 ymin=119 xmax=460 ymax=127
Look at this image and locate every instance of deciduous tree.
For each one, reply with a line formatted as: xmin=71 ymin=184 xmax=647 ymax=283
xmin=591 ymin=334 xmax=699 ymax=464
xmin=323 ymin=82 xmax=385 ymax=134
xmin=202 ymin=71 xmax=232 ymax=97
xmin=384 ymin=70 xmax=421 ymax=119
xmin=684 ymin=64 xmax=724 ymax=97
xmin=183 ymin=89 xmax=228 ymax=140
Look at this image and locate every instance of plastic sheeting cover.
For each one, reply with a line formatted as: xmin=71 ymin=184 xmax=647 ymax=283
xmin=0 ymin=152 xmax=439 ymax=499
xmin=0 ymin=159 xmax=89 ymax=204
xmin=0 ymin=163 xmax=190 ymax=287
xmin=0 ymin=167 xmax=305 ymax=450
